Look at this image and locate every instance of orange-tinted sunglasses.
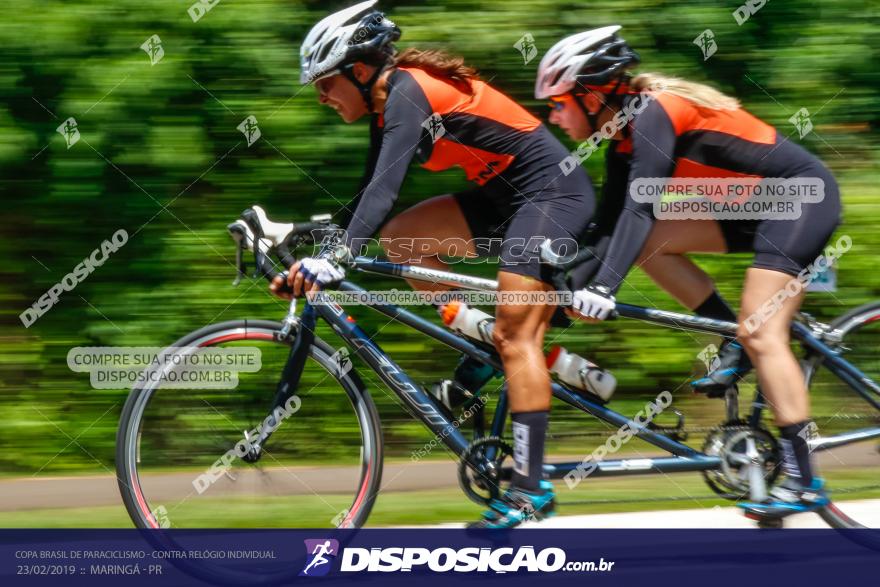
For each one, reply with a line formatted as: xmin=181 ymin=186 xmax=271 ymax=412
xmin=547 ymin=93 xmax=584 ymax=111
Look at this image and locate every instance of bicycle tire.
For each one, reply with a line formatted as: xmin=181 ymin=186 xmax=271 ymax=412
xmin=116 ymin=319 xmax=384 ymax=532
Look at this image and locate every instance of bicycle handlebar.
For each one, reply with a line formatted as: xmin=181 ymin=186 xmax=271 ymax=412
xmin=227 ymin=205 xmax=613 ymax=318
xmin=227 ymin=205 xmax=334 ymax=289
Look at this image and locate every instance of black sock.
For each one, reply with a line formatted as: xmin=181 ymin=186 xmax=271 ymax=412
xmin=694 ymin=289 xmax=737 ymax=323
xmin=511 ymin=411 xmax=549 ymax=492
xmin=779 ymin=421 xmax=816 ymax=486
xmin=694 ymin=291 xmax=739 ymax=362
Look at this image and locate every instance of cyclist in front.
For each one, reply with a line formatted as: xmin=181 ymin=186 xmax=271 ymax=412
xmin=537 ymin=26 xmax=842 ymax=518
xmin=272 ymin=1 xmax=599 ymax=528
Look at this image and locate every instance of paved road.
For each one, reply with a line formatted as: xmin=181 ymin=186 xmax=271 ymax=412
xmin=520 ymin=499 xmax=880 ymax=529
xmin=408 ymin=499 xmax=880 ymax=528
xmin=0 ymin=460 xmax=461 ymax=511
xmin=1 ymin=444 xmax=875 ymax=512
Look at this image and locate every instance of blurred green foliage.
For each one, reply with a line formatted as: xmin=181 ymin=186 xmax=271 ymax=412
xmin=1 ymin=1 xmax=879 ymax=475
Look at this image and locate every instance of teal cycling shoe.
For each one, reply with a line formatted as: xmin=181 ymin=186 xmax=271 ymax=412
xmin=468 ymin=480 xmax=556 ymax=529
xmin=692 ymin=341 xmax=752 ymax=396
xmin=738 ymin=477 xmax=830 ymax=520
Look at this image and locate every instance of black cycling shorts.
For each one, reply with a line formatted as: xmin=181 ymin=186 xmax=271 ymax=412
xmin=719 ymin=166 xmax=842 ymax=276
xmin=453 ymin=169 xmax=595 ymax=284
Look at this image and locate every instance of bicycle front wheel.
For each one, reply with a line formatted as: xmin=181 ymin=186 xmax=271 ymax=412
xmin=116 ymin=319 xmax=383 ymax=530
xmin=804 ymin=303 xmax=880 ymax=529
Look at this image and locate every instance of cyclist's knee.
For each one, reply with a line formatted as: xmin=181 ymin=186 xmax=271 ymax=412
xmin=492 ymin=315 xmax=533 ymax=358
xmin=737 ymin=322 xmax=789 ymax=356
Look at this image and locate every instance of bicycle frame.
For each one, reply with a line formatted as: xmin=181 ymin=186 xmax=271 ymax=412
xmin=306 ymin=256 xmax=880 ymax=480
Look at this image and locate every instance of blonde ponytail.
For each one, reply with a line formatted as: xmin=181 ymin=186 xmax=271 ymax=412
xmin=631 ymin=73 xmax=740 ymax=110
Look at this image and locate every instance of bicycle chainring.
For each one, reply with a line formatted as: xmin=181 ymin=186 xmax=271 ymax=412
xmin=701 ymin=421 xmax=782 ymax=499
xmin=458 ymin=436 xmax=513 ymax=506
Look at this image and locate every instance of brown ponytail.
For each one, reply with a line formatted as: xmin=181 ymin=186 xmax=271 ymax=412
xmin=392 ymin=48 xmax=479 ymax=93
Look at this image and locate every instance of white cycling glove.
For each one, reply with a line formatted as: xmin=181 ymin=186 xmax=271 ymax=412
xmin=298 ymin=257 xmax=345 ymax=286
xmin=571 ymin=285 xmax=616 ymax=320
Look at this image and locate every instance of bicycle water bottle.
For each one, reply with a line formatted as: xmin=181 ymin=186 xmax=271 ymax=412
xmin=441 ymin=302 xmax=495 ymax=344
xmin=546 ymin=346 xmax=617 ymax=402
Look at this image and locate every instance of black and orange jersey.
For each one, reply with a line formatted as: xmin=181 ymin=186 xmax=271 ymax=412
xmin=343 ymin=66 xmax=578 ymax=247
xmin=593 ymin=91 xmax=835 ymax=292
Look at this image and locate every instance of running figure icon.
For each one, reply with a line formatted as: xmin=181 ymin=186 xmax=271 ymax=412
xmin=300 ymin=539 xmax=339 ymax=577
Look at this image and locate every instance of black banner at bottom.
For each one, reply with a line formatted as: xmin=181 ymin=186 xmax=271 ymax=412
xmin=3 ymin=529 xmax=878 ymax=586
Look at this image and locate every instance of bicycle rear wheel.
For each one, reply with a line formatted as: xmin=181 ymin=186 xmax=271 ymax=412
xmin=803 ymin=303 xmax=880 ymax=530
xmin=116 ymin=319 xmax=383 ymax=530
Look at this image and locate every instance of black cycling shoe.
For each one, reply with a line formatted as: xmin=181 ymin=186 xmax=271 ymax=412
xmin=429 ymin=357 xmax=497 ymax=417
xmin=428 ymin=379 xmax=474 ymax=418
xmin=692 ymin=341 xmax=751 ymax=397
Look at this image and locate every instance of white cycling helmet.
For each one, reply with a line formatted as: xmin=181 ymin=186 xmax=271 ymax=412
xmin=299 ymin=0 xmax=400 ymax=85
xmin=534 ymin=25 xmax=639 ymax=99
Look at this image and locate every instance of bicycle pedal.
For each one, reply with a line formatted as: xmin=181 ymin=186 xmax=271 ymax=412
xmin=692 ymin=383 xmax=734 ymax=399
xmin=743 ymin=510 xmax=786 ymax=528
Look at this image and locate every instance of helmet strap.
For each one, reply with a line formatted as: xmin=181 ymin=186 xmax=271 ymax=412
xmin=619 ymin=93 xmax=633 ymax=141
xmin=607 ymin=77 xmax=632 ymax=140
xmin=571 ymin=90 xmax=603 ymax=133
xmin=340 ymin=62 xmax=388 ymax=113
xmin=574 ymin=76 xmax=628 ymax=133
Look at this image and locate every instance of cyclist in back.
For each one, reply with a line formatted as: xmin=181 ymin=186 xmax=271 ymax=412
xmin=537 ymin=27 xmax=842 ymax=517
xmin=536 ymin=29 xmax=745 ymax=355
xmin=271 ymin=1 xmax=600 ymax=528
xmin=538 ymin=27 xmax=748 ymax=388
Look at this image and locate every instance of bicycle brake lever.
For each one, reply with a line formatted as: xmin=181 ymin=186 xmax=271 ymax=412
xmin=233 ymin=242 xmax=246 ymax=286
xmin=227 ymin=221 xmax=249 ymax=286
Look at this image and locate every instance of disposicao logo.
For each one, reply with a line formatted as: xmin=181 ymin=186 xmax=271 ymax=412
xmin=300 ymin=539 xmax=339 ymax=577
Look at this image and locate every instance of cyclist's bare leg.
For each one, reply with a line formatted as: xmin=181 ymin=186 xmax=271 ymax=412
xmin=493 ymin=272 xmax=555 ymax=412
xmin=736 ymin=268 xmax=809 ymax=425
xmin=635 ymin=220 xmax=727 ymax=309
xmin=378 ymin=194 xmax=476 ymax=292
xmin=492 ymin=271 xmax=556 ymax=494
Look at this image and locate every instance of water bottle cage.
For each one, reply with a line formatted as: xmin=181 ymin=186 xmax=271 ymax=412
xmin=577 ymin=364 xmax=616 ymax=403
xmin=578 ymin=366 xmax=598 ymax=396
xmin=476 ymin=319 xmax=494 ymax=344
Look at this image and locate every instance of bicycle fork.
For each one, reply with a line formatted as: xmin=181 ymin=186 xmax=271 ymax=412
xmin=243 ymin=300 xmax=312 ymax=463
